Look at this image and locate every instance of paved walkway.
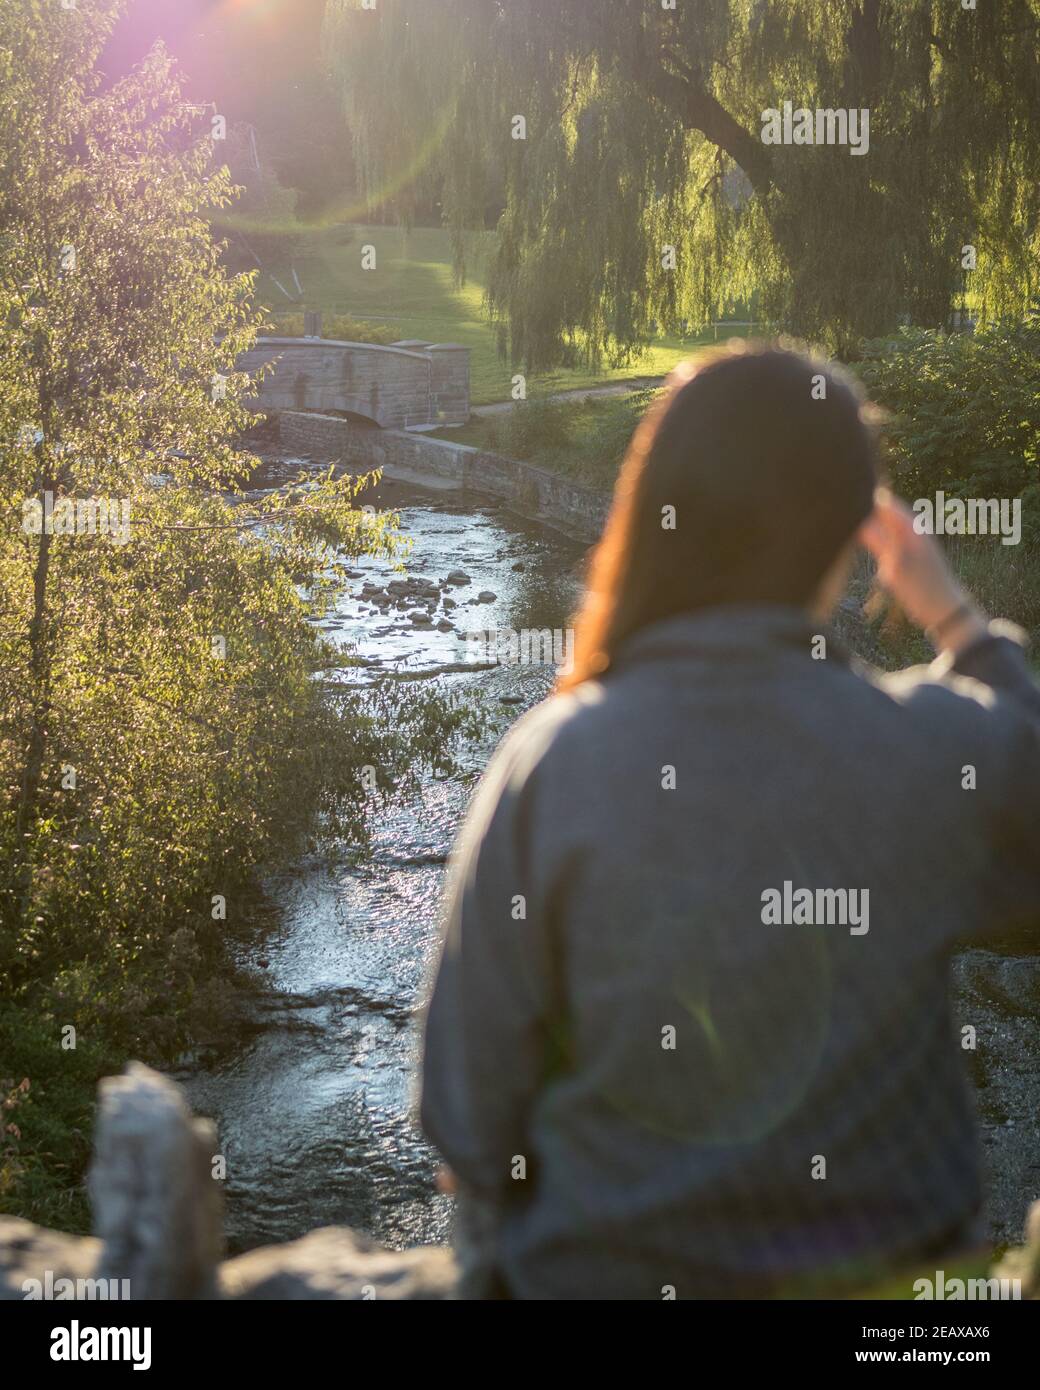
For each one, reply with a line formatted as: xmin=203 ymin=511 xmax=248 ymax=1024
xmin=472 ymin=377 xmax=664 ymax=417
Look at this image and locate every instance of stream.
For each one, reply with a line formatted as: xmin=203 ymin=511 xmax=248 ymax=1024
xmin=173 ymin=478 xmax=585 ymax=1254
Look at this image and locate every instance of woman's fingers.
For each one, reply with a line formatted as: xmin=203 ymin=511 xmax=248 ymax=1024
xmin=858 ymin=488 xmax=977 ymax=638
xmin=860 ymin=490 xmax=911 ymax=557
xmin=857 ymin=513 xmax=887 ymax=556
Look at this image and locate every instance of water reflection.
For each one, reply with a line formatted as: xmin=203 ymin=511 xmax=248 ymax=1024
xmin=174 ymin=487 xmax=584 ymax=1253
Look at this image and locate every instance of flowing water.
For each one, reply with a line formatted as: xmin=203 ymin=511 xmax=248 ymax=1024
xmin=173 ymin=480 xmax=585 ymax=1254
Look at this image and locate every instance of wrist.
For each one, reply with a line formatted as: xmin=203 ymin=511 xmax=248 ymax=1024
xmin=927 ymin=600 xmax=988 ymax=656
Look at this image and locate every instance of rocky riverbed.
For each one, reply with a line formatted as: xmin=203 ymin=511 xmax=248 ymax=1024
xmin=172 ymin=464 xmax=586 ymax=1253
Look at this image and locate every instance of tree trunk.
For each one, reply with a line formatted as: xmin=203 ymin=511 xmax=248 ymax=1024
xmin=15 ymin=517 xmax=53 ymax=897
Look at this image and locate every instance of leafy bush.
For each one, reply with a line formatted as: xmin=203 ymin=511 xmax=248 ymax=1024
xmin=1 ymin=1075 xmax=30 ymax=1206
xmin=258 ymin=311 xmax=399 ymax=345
xmin=580 ymin=388 xmax=659 ymax=482
xmin=501 ymin=397 xmax=576 ymax=459
xmin=0 ymin=1005 xmax=114 ymax=1232
xmin=855 ymin=325 xmax=1040 ymax=545
xmin=481 ymin=388 xmax=659 ymax=487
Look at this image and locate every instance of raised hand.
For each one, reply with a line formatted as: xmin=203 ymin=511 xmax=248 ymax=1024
xmin=859 ymin=489 xmax=988 ymax=655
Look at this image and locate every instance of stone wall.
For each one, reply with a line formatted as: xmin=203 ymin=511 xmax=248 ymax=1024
xmin=3 ymin=1063 xmax=1039 ymax=1301
xmin=236 ymin=339 xmax=470 ymax=430
xmin=0 ymin=1065 xmax=455 ymax=1302
xmin=277 ymin=411 xmax=611 ymax=544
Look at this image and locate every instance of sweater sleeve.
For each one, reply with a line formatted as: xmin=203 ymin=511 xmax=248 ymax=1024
xmin=949 ymin=621 xmax=1040 ymax=720
xmin=946 ymin=622 xmax=1040 ymax=936
xmin=419 ymin=721 xmax=557 ymax=1200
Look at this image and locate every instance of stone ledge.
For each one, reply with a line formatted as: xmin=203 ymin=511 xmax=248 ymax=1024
xmin=0 ymin=1216 xmax=456 ymax=1301
xmin=220 ymin=1227 xmax=455 ymax=1301
xmin=277 ymin=412 xmax=610 ymax=544
xmin=3 ymin=1064 xmax=1039 ymax=1300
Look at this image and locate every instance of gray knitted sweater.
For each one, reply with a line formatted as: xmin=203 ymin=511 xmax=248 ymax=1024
xmin=421 ymin=607 xmax=1040 ymax=1298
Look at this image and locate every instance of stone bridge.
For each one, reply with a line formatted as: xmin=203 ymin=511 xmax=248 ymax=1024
xmin=237 ymin=337 xmax=470 ymax=430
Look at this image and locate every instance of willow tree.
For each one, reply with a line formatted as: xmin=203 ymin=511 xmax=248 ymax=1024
xmin=325 ymin=0 xmax=1040 ymax=363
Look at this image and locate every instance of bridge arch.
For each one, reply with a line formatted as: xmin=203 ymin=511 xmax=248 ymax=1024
xmin=236 ymin=337 xmax=469 ymax=430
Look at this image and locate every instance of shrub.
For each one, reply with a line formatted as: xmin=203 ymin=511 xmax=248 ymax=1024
xmin=946 ymin=537 xmax=1040 ymax=642
xmin=492 ymin=389 xmax=659 ymax=487
xmin=258 ymin=311 xmax=399 ymax=345
xmin=855 ymin=325 xmax=1040 ymax=531
xmin=0 ymin=1004 xmax=114 ymax=1231
xmin=500 ymin=396 xmax=576 ymax=459
xmin=581 ymin=387 xmax=659 ymax=481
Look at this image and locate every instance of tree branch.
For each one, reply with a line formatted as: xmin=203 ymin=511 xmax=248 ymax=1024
xmin=655 ymin=65 xmax=774 ymax=196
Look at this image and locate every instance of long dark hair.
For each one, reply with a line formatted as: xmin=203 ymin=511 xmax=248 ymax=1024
xmin=558 ymin=342 xmax=879 ymax=692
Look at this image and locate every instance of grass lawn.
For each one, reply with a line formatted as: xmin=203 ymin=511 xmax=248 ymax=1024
xmin=246 ymin=221 xmax=753 ymax=406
